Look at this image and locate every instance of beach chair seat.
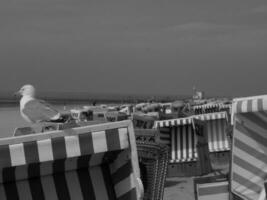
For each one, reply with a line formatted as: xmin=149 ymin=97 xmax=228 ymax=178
xmin=194 ymin=175 xmax=230 ymax=200
xmin=0 ymin=120 xmax=143 ymax=200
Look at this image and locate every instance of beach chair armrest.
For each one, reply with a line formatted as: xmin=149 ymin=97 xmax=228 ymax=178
xmin=136 ymin=177 xmax=144 ymax=200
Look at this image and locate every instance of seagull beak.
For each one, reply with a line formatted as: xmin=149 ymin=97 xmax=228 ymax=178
xmin=14 ymin=91 xmax=21 ymax=97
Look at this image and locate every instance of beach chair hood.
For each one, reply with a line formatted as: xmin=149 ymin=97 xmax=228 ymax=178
xmin=231 ymin=95 xmax=267 ymax=200
xmin=0 ymin=120 xmax=143 ymax=200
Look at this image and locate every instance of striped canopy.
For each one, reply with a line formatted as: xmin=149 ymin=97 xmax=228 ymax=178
xmin=231 ymin=95 xmax=267 ymax=200
xmin=193 ymin=103 xmax=231 ymax=110
xmin=154 ymin=112 xmax=227 ymax=128
xmin=0 ymin=120 xmax=142 ymax=200
xmin=232 ymin=95 xmax=267 ymax=115
xmin=193 ymin=103 xmax=220 ymax=110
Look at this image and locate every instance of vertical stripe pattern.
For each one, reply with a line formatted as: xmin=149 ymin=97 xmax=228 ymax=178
xmin=206 ymin=119 xmax=230 ymax=152
xmin=169 ymin=125 xmax=198 ymax=163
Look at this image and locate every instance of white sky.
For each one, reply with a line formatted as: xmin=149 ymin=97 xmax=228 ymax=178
xmin=0 ymin=0 xmax=267 ymax=97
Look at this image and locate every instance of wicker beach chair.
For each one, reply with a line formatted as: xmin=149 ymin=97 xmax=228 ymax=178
xmin=0 ymin=120 xmax=143 ymax=200
xmin=105 ymin=111 xmax=128 ymax=122
xmin=135 ymin=129 xmax=169 ymax=200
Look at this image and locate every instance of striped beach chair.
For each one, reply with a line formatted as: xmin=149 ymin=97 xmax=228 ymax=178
xmin=0 ymin=120 xmax=143 ymax=200
xmin=154 ymin=112 xmax=230 ymax=162
xmin=194 ymin=175 xmax=230 ymax=200
xmin=154 ymin=116 xmax=200 ymax=177
xmin=194 ymin=112 xmax=231 ymax=170
xmin=136 ymin=140 xmax=168 ymax=200
xmin=195 ymin=112 xmax=230 ymax=153
xmin=154 ymin=116 xmax=198 ymax=164
xmin=231 ymin=95 xmax=267 ymax=200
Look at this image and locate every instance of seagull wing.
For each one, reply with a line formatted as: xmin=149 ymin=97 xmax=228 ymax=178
xmin=22 ymin=99 xmax=60 ymax=123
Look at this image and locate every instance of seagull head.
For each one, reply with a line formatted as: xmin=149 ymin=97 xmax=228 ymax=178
xmin=15 ymin=84 xmax=36 ymax=98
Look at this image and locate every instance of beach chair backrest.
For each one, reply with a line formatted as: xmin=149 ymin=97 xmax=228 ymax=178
xmin=154 ymin=116 xmax=197 ymax=163
xmin=0 ymin=120 xmax=142 ymax=200
xmin=231 ymin=95 xmax=267 ymax=200
xmin=196 ymin=112 xmax=230 ymax=152
xmin=154 ymin=112 xmax=229 ymax=163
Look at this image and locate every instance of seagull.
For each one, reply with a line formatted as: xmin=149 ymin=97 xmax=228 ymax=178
xmin=15 ymin=84 xmax=70 ymax=124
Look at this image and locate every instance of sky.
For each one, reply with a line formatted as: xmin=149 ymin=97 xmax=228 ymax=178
xmin=0 ymin=0 xmax=267 ymax=98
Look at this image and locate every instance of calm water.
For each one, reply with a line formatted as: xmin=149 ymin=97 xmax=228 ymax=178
xmin=0 ymin=104 xmax=88 ymax=138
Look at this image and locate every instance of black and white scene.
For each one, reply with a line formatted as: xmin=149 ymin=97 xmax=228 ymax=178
xmin=0 ymin=0 xmax=267 ymax=200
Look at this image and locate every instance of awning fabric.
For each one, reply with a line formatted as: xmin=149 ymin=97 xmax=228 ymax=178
xmin=232 ymin=95 xmax=267 ymax=115
xmin=154 ymin=112 xmax=227 ymax=128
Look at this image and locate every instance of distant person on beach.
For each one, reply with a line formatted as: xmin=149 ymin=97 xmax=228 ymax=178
xmin=15 ymin=84 xmax=71 ymax=124
xmin=92 ymin=100 xmax=97 ymax=106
